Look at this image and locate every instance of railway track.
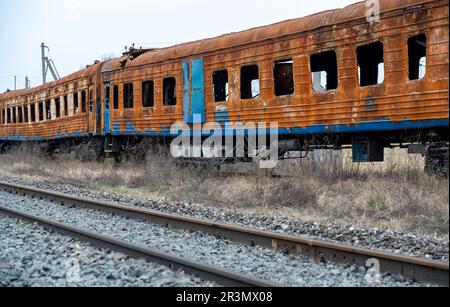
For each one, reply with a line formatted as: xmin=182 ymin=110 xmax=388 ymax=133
xmin=0 ymin=204 xmax=280 ymax=287
xmin=0 ymin=181 xmax=448 ymax=286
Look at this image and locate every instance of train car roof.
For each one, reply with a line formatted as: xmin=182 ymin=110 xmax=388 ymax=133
xmin=1 ymin=0 xmax=439 ymax=99
xmin=0 ymin=64 xmax=100 ymax=100
xmin=126 ymin=0 xmax=437 ymax=68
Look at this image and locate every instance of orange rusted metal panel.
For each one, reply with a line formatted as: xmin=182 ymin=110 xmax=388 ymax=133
xmin=1 ymin=0 xmax=448 ymax=141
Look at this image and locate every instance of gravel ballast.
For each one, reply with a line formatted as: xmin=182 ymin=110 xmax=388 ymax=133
xmin=0 ymin=214 xmax=215 ymax=287
xmin=0 ymin=176 xmax=448 ymax=263
xmin=0 ymin=188 xmax=434 ymax=287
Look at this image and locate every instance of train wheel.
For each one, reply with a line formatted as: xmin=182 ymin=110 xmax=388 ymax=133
xmin=424 ymin=143 xmax=449 ymax=178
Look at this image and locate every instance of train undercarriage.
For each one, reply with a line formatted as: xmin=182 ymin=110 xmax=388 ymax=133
xmin=1 ymin=128 xmax=448 ymax=178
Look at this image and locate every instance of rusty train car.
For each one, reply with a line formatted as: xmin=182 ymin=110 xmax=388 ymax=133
xmin=0 ymin=0 xmax=449 ymax=174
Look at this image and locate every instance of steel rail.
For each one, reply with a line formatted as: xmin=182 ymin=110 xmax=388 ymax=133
xmin=0 ymin=181 xmax=448 ymax=286
xmin=0 ymin=204 xmax=281 ymax=287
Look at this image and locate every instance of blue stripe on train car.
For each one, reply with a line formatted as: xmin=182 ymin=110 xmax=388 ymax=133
xmin=1 ymin=119 xmax=448 ymax=141
xmin=106 ymin=119 xmax=448 ymax=137
xmin=113 ymin=122 xmax=120 ymax=132
xmin=125 ymin=122 xmax=137 ymax=133
xmin=286 ymin=119 xmax=449 ymax=135
xmin=215 ymin=109 xmax=230 ymax=123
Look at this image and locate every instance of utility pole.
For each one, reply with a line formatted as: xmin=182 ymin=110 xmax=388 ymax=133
xmin=14 ymin=76 xmax=17 ymax=90
xmin=25 ymin=77 xmax=30 ymax=89
xmin=41 ymin=43 xmax=46 ymax=83
xmin=41 ymin=42 xmax=60 ymax=84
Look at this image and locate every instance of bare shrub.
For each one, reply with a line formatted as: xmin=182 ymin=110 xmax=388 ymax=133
xmin=0 ymin=144 xmax=448 ymax=237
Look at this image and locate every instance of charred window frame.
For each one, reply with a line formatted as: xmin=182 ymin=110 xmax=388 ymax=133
xmin=81 ymin=91 xmax=87 ymax=113
xmin=113 ymin=85 xmax=119 ymax=110
xmin=1 ymin=109 xmax=5 ymax=125
xmin=357 ymin=42 xmax=385 ymax=87
xmin=123 ymin=83 xmax=134 ymax=109
xmin=213 ymin=70 xmax=229 ymax=102
xmin=7 ymin=108 xmax=11 ymax=124
xmin=55 ymin=98 xmax=61 ymax=118
xmin=310 ymin=51 xmax=338 ymax=92
xmin=142 ymin=81 xmax=154 ymax=108
xmin=64 ymin=96 xmax=68 ymax=116
xmin=30 ymin=103 xmax=36 ymax=122
xmin=45 ymin=100 xmax=51 ymax=119
xmin=274 ymin=59 xmax=295 ymax=96
xmin=12 ymin=107 xmax=16 ymax=123
xmin=38 ymin=102 xmax=44 ymax=121
xmin=408 ymin=34 xmax=427 ymax=80
xmin=24 ymin=104 xmax=29 ymax=123
xmin=18 ymin=106 xmax=23 ymax=123
xmin=241 ymin=65 xmax=260 ymax=100
xmin=73 ymin=92 xmax=79 ymax=114
xmin=163 ymin=77 xmax=177 ymax=106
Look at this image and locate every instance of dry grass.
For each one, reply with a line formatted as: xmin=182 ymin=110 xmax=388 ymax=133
xmin=0 ymin=144 xmax=448 ymax=238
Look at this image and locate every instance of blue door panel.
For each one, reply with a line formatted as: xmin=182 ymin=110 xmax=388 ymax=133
xmin=182 ymin=61 xmax=190 ymax=124
xmin=104 ymin=98 xmax=111 ymax=134
xmin=190 ymin=59 xmax=205 ymax=124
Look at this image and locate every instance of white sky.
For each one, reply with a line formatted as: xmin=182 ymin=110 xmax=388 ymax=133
xmin=0 ymin=0 xmax=357 ymax=92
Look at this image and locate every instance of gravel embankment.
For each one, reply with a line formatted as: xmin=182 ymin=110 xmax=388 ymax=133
xmin=0 ymin=188 xmax=433 ymax=287
xmin=0 ymin=176 xmax=448 ymax=263
xmin=0 ymin=214 xmax=215 ymax=287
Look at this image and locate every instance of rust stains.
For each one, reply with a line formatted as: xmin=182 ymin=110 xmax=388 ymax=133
xmin=0 ymin=0 xmax=448 ymax=142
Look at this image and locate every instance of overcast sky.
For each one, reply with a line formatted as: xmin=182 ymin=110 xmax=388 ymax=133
xmin=0 ymin=0 xmax=357 ymax=92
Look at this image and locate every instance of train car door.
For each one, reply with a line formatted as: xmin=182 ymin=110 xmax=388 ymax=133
xmin=96 ymin=86 xmax=103 ymax=134
xmin=88 ymin=85 xmax=96 ymax=133
xmin=182 ymin=59 xmax=205 ymax=125
xmin=103 ymin=84 xmax=111 ymax=134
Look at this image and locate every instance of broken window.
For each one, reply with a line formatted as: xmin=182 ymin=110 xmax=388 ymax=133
xmin=213 ymin=70 xmax=229 ymax=102
xmin=311 ymin=51 xmax=338 ymax=92
xmin=64 ymin=96 xmax=68 ymax=116
xmin=38 ymin=102 xmax=44 ymax=121
xmin=31 ymin=103 xmax=36 ymax=122
xmin=408 ymin=34 xmax=427 ymax=80
xmin=45 ymin=100 xmax=51 ymax=119
xmin=55 ymin=98 xmax=61 ymax=118
xmin=18 ymin=106 xmax=23 ymax=123
xmin=123 ymin=83 xmax=134 ymax=109
xmin=357 ymin=42 xmax=384 ymax=86
xmin=73 ymin=92 xmax=79 ymax=114
xmin=163 ymin=77 xmax=177 ymax=106
xmin=113 ymin=85 xmax=119 ymax=109
xmin=142 ymin=81 xmax=154 ymax=108
xmin=1 ymin=109 xmax=4 ymax=125
xmin=241 ymin=65 xmax=260 ymax=99
xmin=24 ymin=105 xmax=29 ymax=123
xmin=7 ymin=108 xmax=11 ymax=124
xmin=12 ymin=107 xmax=16 ymax=123
xmin=81 ymin=91 xmax=87 ymax=113
xmin=274 ymin=59 xmax=294 ymax=96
